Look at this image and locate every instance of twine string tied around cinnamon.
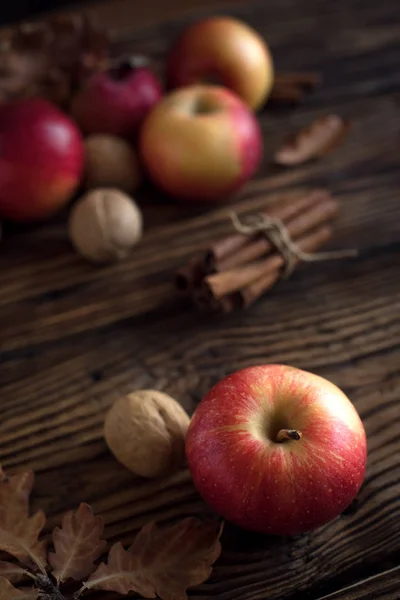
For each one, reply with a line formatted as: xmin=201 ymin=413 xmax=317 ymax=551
xmin=230 ymin=211 xmax=358 ymax=278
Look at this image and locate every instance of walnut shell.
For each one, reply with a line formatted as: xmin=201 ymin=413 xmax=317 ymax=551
xmin=104 ymin=390 xmax=190 ymax=478
xmin=68 ymin=188 xmax=142 ymax=263
xmin=84 ymin=134 xmax=141 ymax=192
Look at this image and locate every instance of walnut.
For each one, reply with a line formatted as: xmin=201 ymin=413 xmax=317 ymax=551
xmin=68 ymin=188 xmax=143 ymax=264
xmin=84 ymin=134 xmax=142 ymax=193
xmin=104 ymin=390 xmax=190 ymax=478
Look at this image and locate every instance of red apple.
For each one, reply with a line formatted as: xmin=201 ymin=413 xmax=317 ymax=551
xmin=71 ymin=57 xmax=163 ymax=138
xmin=186 ymin=365 xmax=367 ymax=535
xmin=0 ymin=98 xmax=84 ymax=222
xmin=140 ymin=84 xmax=262 ymax=202
xmin=167 ymin=17 xmax=274 ymax=111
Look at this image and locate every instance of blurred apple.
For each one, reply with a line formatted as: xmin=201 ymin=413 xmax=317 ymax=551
xmin=71 ymin=56 xmax=163 ymax=138
xmin=0 ymin=98 xmax=84 ymax=222
xmin=167 ymin=16 xmax=274 ymax=111
xmin=140 ymin=84 xmax=263 ymax=202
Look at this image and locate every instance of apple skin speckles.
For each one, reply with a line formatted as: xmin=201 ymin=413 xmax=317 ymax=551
xmin=186 ymin=364 xmax=367 ymax=536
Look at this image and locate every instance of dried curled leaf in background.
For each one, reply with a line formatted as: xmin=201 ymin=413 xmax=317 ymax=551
xmin=0 ymin=472 xmax=46 ymax=572
xmin=0 ymin=561 xmax=27 ymax=583
xmin=85 ymin=517 xmax=224 ymax=600
xmin=0 ymin=13 xmax=109 ymax=107
xmin=274 ymin=114 xmax=351 ymax=166
xmin=49 ymin=502 xmax=106 ymax=583
xmin=0 ymin=577 xmax=38 ymax=599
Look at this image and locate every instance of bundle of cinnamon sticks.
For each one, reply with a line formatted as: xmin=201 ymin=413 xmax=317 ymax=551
xmin=269 ymin=72 xmax=321 ymax=105
xmin=175 ymin=189 xmax=343 ymax=313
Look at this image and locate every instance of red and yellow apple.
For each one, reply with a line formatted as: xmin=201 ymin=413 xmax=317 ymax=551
xmin=186 ymin=364 xmax=367 ymax=535
xmin=167 ymin=16 xmax=274 ymax=111
xmin=0 ymin=98 xmax=84 ymax=222
xmin=140 ymin=84 xmax=263 ymax=202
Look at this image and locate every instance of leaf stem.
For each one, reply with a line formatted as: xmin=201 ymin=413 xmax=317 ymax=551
xmin=33 ymin=555 xmax=48 ymax=575
xmin=73 ymin=585 xmax=86 ymax=599
xmin=25 ymin=570 xmax=38 ymax=581
xmin=34 ymin=574 xmax=68 ymax=600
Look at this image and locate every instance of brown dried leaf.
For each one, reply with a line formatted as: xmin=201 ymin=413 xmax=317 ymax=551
xmin=0 ymin=12 xmax=109 ymax=106
xmin=0 ymin=49 xmax=48 ymax=101
xmin=0 ymin=577 xmax=38 ymax=599
xmin=0 ymin=472 xmax=46 ymax=572
xmin=0 ymin=562 xmax=27 ymax=583
xmin=49 ymin=503 xmax=106 ymax=583
xmin=85 ymin=518 xmax=223 ymax=600
xmin=0 ymin=472 xmax=34 ymax=527
xmin=274 ymin=115 xmax=351 ymax=166
xmin=8 ymin=472 xmax=34 ymax=514
xmin=48 ymin=13 xmax=109 ymax=77
xmin=0 ymin=512 xmax=46 ymax=573
xmin=9 ymin=22 xmax=52 ymax=52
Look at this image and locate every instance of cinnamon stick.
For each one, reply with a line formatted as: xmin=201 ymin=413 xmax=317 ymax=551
xmin=216 ymin=189 xmax=333 ymax=271
xmin=205 ymin=231 xmax=249 ymax=265
xmin=204 ymin=192 xmax=313 ymax=267
xmin=274 ymin=72 xmax=322 ymax=90
xmin=193 ymin=287 xmax=238 ymax=313
xmin=269 ymin=84 xmax=304 ymax=105
xmin=204 ymin=195 xmax=338 ymax=299
xmin=238 ymin=225 xmax=332 ymax=308
xmin=269 ymin=71 xmax=321 ymax=106
xmin=175 ymin=255 xmax=206 ymax=291
xmin=174 ymin=187 xmax=352 ymax=315
xmin=175 ymin=189 xmax=330 ymax=291
xmin=202 ymin=226 xmax=333 ymax=313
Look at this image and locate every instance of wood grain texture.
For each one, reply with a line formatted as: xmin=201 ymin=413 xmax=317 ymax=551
xmin=1 ymin=0 xmax=400 ymax=599
xmin=315 ymin=566 xmax=400 ymax=600
xmin=1 ymin=0 xmax=246 ymax=27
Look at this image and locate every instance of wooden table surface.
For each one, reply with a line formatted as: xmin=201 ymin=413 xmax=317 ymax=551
xmin=1 ymin=0 xmax=400 ymax=598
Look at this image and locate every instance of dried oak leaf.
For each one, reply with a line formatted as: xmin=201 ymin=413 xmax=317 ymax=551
xmin=84 ymin=517 xmax=223 ymax=600
xmin=0 ymin=472 xmax=46 ymax=572
xmin=0 ymin=13 xmax=109 ymax=107
xmin=0 ymin=577 xmax=38 ymax=599
xmin=0 ymin=561 xmax=27 ymax=583
xmin=48 ymin=502 xmax=106 ymax=583
xmin=274 ymin=114 xmax=351 ymax=166
xmin=0 ymin=27 xmax=49 ymax=103
xmin=48 ymin=13 xmax=109 ymax=83
xmin=0 ymin=471 xmax=34 ymax=526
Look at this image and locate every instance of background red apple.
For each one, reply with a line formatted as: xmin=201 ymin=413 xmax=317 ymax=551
xmin=186 ymin=364 xmax=367 ymax=536
xmin=71 ymin=57 xmax=163 ymax=138
xmin=0 ymin=98 xmax=84 ymax=222
xmin=140 ymin=84 xmax=263 ymax=202
xmin=167 ymin=16 xmax=274 ymax=111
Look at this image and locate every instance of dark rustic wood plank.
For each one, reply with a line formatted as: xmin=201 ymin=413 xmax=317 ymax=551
xmin=315 ymin=566 xmax=400 ymax=600
xmin=1 ymin=92 xmax=399 ymax=351
xmin=3 ymin=0 xmax=246 ymax=27
xmin=1 ymin=0 xmax=400 ymax=599
xmin=1 ymin=268 xmax=399 ymax=599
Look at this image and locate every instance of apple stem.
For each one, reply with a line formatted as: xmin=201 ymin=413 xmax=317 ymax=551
xmin=125 ymin=55 xmax=150 ymax=69
xmin=276 ymin=429 xmax=302 ymax=442
xmin=109 ymin=55 xmax=150 ymax=80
